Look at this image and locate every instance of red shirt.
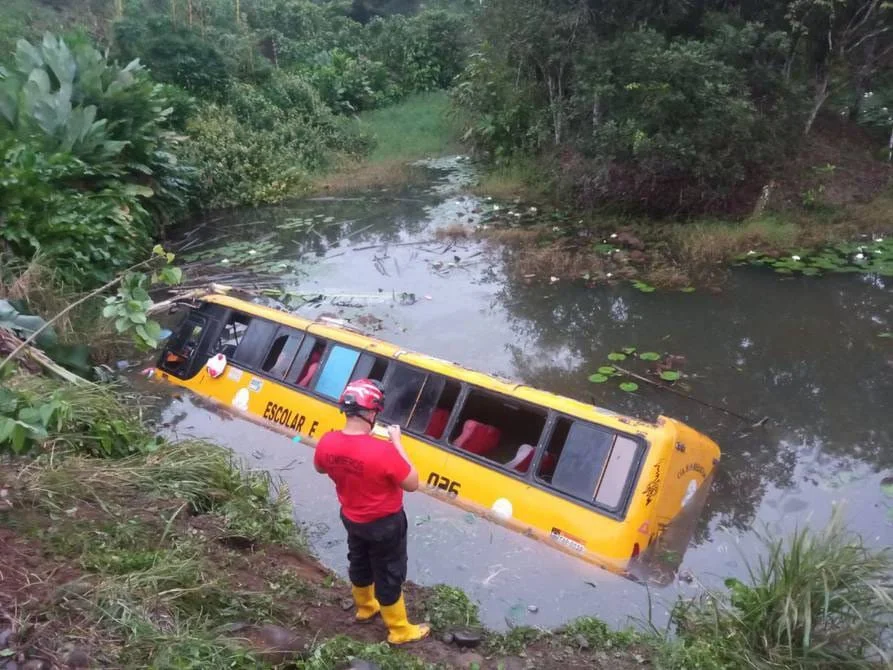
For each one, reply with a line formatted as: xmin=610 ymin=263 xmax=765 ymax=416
xmin=314 ymin=431 xmax=412 ymax=524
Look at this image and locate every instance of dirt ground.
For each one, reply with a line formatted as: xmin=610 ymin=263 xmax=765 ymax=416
xmin=0 ymin=492 xmax=649 ymax=670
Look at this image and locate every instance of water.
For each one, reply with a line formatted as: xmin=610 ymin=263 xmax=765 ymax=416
xmin=159 ymin=156 xmax=893 ymax=631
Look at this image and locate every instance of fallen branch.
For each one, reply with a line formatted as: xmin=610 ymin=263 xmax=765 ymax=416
xmin=611 ymin=365 xmax=767 ymax=426
xmin=0 ymin=329 xmax=89 ymax=385
xmin=0 ymin=256 xmax=160 ymax=374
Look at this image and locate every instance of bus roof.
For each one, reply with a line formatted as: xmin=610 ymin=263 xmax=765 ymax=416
xmin=201 ymin=293 xmax=660 ymax=437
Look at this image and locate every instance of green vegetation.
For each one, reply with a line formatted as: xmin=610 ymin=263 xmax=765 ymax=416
xmin=454 ymin=0 xmax=893 ymax=218
xmin=0 ymin=34 xmax=190 ymax=286
xmin=422 ymin=584 xmax=481 ymax=632
xmin=666 ymin=510 xmax=893 ymax=669
xmin=1 ymin=0 xmax=471 ymax=287
xmin=359 ymin=91 xmax=459 ymax=163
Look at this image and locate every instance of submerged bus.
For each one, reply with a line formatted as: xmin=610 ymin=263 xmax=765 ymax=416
xmin=149 ymin=289 xmax=720 ymax=580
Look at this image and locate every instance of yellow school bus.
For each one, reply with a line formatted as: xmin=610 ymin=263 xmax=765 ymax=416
xmin=149 ymin=290 xmax=721 ymax=580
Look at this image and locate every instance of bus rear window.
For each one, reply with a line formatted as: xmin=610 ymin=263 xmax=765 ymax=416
xmin=537 ymin=418 xmax=642 ymax=513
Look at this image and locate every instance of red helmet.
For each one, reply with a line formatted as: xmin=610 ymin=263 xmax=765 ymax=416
xmin=339 ymin=378 xmax=385 ymax=415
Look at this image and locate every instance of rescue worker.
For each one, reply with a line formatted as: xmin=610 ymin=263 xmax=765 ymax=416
xmin=313 ymin=378 xmax=430 ymax=645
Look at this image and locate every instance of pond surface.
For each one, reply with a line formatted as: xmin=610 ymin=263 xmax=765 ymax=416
xmin=159 ymin=157 xmax=893 ymax=631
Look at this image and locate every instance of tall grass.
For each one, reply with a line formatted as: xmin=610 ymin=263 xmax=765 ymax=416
xmin=671 ymin=509 xmax=893 ymax=669
xmin=357 ymin=90 xmax=461 ymax=163
xmin=671 ymin=216 xmax=801 ymax=266
xmin=472 ymin=157 xmax=542 ymax=200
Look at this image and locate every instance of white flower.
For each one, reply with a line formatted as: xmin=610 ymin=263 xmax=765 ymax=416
xmin=874 ymin=237 xmax=884 ymax=243
xmin=493 ymin=205 xmax=500 ymax=211
xmin=549 ymin=276 xmax=559 ymax=283
xmin=249 ymin=249 xmax=257 ymax=255
xmin=606 ymin=272 xmax=613 ymax=278
xmin=610 ymin=233 xmax=618 ymax=239
xmin=747 ymin=250 xmax=756 ymax=255
xmin=791 ymin=255 xmax=801 ymax=261
xmin=514 ymin=212 xmax=521 ymax=218
xmin=552 ymin=226 xmax=560 ymax=232
xmin=221 ymin=258 xmax=230 ymax=264
xmin=508 ymin=210 xmax=515 ymax=215
xmin=855 ymin=253 xmax=865 ymax=260
xmin=529 ymin=207 xmax=538 ymax=213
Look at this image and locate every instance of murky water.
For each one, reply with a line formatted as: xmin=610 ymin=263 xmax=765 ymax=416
xmin=159 ymin=157 xmax=893 ymax=631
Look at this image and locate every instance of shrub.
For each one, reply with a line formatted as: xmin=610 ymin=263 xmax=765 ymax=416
xmin=0 ymin=33 xmax=192 ymax=284
xmin=672 ymin=509 xmax=893 ymax=669
xmin=113 ymin=17 xmax=232 ymax=98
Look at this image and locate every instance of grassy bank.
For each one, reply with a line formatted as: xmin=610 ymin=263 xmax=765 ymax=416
xmin=313 ymin=91 xmax=463 ymax=193
xmin=473 ymin=182 xmax=893 ymax=289
xmin=1 ymin=373 xmax=891 ymax=669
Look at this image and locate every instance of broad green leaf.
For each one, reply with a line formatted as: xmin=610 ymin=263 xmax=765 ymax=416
xmin=598 ymin=366 xmax=615 ymax=375
xmin=639 ymin=352 xmax=661 ymax=361
xmin=621 ymin=347 xmax=636 ymax=354
xmin=619 ymin=382 xmax=638 ymax=392
xmin=607 ymin=352 xmax=626 ymax=361
xmin=660 ymin=370 xmax=681 ymax=382
xmin=588 ymin=373 xmax=608 ymax=383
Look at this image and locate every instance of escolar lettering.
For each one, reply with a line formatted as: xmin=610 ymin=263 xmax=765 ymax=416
xmin=263 ymin=401 xmax=319 ymax=436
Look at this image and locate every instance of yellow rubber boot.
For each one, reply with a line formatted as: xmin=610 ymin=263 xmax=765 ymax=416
xmin=351 ymin=584 xmax=380 ymax=623
xmin=380 ymin=594 xmax=430 ymax=645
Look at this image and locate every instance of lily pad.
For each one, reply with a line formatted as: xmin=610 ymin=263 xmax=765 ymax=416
xmin=607 ymin=352 xmax=627 ymax=361
xmin=621 ymin=347 xmax=637 ymax=355
xmin=588 ymin=373 xmax=609 ymax=383
xmin=639 ymin=352 xmax=661 ymax=361
xmin=659 ymin=370 xmax=681 ymax=382
xmin=619 ymin=382 xmax=638 ymax=393
xmin=598 ymin=366 xmax=616 ymax=375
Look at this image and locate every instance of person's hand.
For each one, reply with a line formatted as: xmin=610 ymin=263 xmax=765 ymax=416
xmin=387 ymin=424 xmax=401 ymax=444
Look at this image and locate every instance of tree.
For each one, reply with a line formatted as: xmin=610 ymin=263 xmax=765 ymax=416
xmin=786 ymin=0 xmax=893 ymax=134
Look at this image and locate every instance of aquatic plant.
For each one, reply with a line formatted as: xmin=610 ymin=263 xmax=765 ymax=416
xmin=736 ymin=238 xmax=893 ymax=277
xmin=589 ymin=346 xmax=687 ymax=393
xmin=671 ymin=508 xmax=893 ymax=669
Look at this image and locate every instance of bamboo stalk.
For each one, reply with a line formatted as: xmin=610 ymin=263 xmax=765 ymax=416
xmin=611 ymin=364 xmax=766 ymax=426
xmin=0 ymin=257 xmax=158 ymax=374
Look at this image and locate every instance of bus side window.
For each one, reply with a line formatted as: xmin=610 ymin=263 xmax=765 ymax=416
xmin=290 ymin=336 xmax=326 ymax=388
xmin=538 ymin=419 xmax=639 ymax=512
xmin=448 ymin=389 xmax=546 ymax=472
xmin=379 ymin=364 xmax=427 ymax=426
xmin=212 ymin=313 xmax=251 ymax=358
xmin=313 ymin=344 xmax=360 ymax=399
xmin=232 ymin=318 xmax=277 ymax=369
xmin=407 ymin=376 xmax=460 ymax=440
xmin=261 ymin=328 xmax=304 ymax=380
xmin=350 ymin=352 xmax=390 ymax=383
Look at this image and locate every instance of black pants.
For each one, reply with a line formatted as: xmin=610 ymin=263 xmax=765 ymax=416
xmin=341 ymin=509 xmax=408 ymax=607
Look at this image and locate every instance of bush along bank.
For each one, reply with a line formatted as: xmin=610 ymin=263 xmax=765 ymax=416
xmin=1 ymin=373 xmax=890 ymax=669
